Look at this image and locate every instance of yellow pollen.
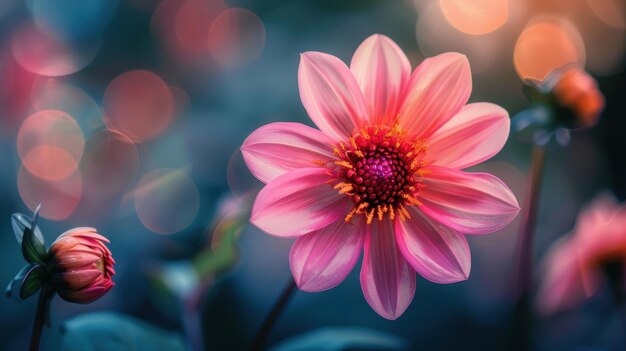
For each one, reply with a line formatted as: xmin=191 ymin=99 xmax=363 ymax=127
xmin=329 ymin=123 xmax=428 ymax=225
xmin=366 ymin=208 xmax=375 ymax=224
xmin=334 ymin=161 xmax=353 ymax=169
xmin=397 ymin=205 xmax=411 ymax=221
xmin=357 ymin=202 xmax=369 ymax=213
xmin=344 ymin=208 xmax=357 ymax=223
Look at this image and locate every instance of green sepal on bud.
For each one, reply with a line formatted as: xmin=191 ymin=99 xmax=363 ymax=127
xmin=6 ymin=263 xmax=45 ymax=300
xmin=12 ymin=205 xmax=48 ymax=265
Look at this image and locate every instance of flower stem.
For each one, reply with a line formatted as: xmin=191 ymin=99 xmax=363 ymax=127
xmin=509 ymin=143 xmax=547 ymax=351
xmin=516 ymin=144 xmax=546 ymax=297
xmin=251 ymin=277 xmax=298 ymax=351
xmin=29 ymin=286 xmax=51 ymax=351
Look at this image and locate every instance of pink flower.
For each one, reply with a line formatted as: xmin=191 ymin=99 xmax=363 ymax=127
xmin=48 ymin=227 xmax=115 ymax=304
xmin=241 ymin=34 xmax=519 ymax=319
xmin=537 ymin=195 xmax=626 ymax=315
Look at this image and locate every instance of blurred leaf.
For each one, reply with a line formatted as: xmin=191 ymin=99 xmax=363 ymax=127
xmin=11 ymin=212 xmax=44 ymax=246
xmin=270 ymin=327 xmax=408 ymax=351
xmin=193 ymin=216 xmax=244 ymax=279
xmin=6 ymin=263 xmax=39 ymax=301
xmin=20 ymin=264 xmax=45 ymax=299
xmin=155 ymin=261 xmax=199 ymax=298
xmin=59 ymin=312 xmax=189 ymax=351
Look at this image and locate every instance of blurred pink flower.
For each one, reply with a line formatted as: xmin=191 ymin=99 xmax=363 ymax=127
xmin=538 ymin=195 xmax=626 ymax=315
xmin=242 ymin=34 xmax=519 ymax=319
xmin=49 ymin=227 xmax=115 ymax=304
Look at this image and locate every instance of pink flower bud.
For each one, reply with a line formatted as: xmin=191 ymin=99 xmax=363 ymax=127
xmin=48 ymin=227 xmax=115 ymax=304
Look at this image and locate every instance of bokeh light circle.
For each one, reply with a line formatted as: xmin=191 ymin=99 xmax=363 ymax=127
xmin=31 ymin=80 xmax=103 ymax=134
xmin=174 ymin=0 xmax=225 ymax=53
xmin=586 ymin=0 xmax=626 ymax=29
xmin=103 ymin=70 xmax=174 ymax=143
xmin=439 ymin=0 xmax=508 ymax=35
xmin=208 ymin=8 xmax=266 ymax=67
xmin=514 ymin=17 xmax=586 ymax=81
xmin=11 ymin=24 xmax=100 ymax=77
xmin=134 ymin=169 xmax=200 ymax=234
xmin=17 ymin=109 xmax=84 ymax=181
xmin=18 ymin=166 xmax=83 ymax=220
xmin=82 ymin=129 xmax=139 ymax=199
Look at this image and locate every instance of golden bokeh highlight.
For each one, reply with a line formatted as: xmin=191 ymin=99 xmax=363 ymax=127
xmin=514 ymin=17 xmax=586 ymax=81
xmin=439 ymin=0 xmax=508 ymax=35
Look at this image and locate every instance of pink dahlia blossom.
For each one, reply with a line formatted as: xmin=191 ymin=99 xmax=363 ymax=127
xmin=242 ymin=34 xmax=519 ymax=319
xmin=49 ymin=227 xmax=115 ymax=304
xmin=537 ymin=195 xmax=626 ymax=315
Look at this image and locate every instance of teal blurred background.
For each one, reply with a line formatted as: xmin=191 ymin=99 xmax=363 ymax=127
xmin=0 ymin=0 xmax=625 ymax=350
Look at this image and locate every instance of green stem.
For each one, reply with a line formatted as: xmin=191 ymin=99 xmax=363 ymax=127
xmin=251 ymin=277 xmax=298 ymax=351
xmin=509 ymin=143 xmax=547 ymax=351
xmin=29 ymin=286 xmax=51 ymax=351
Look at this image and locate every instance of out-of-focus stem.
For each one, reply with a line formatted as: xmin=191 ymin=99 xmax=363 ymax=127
xmin=516 ymin=144 xmax=546 ymax=296
xmin=509 ymin=143 xmax=547 ymax=351
xmin=29 ymin=286 xmax=51 ymax=351
xmin=251 ymin=277 xmax=298 ymax=351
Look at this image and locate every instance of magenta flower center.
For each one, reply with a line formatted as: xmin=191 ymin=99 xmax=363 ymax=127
xmin=331 ymin=124 xmax=427 ymax=224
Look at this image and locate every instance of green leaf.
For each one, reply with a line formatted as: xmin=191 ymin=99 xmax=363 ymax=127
xmin=270 ymin=327 xmax=408 ymax=351
xmin=6 ymin=264 xmax=39 ymax=301
xmin=11 ymin=212 xmax=44 ymax=245
xmin=59 ymin=313 xmax=189 ymax=351
xmin=21 ymin=205 xmax=47 ymax=264
xmin=20 ymin=265 xmax=46 ymax=299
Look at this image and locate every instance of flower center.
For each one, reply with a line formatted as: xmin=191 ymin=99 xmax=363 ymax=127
xmin=331 ymin=124 xmax=427 ymax=224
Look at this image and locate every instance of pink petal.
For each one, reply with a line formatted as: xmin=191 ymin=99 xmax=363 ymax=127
xmin=360 ymin=220 xmax=416 ymax=320
xmin=536 ymin=240 xmax=599 ymax=315
xmin=251 ymin=168 xmax=352 ymax=237
xmin=54 ymin=252 xmax=101 ymax=270
xmin=299 ymin=52 xmax=368 ymax=141
xmin=350 ymin=34 xmax=411 ymax=125
xmin=57 ymin=269 xmax=102 ymax=289
xmin=419 ymin=166 xmax=520 ymax=234
xmin=241 ymin=122 xmax=336 ymax=183
xmin=396 ymin=206 xmax=471 ymax=283
xmin=398 ymin=53 xmax=471 ymax=140
xmin=290 ymin=218 xmax=366 ymax=292
xmin=427 ymin=103 xmax=510 ymax=170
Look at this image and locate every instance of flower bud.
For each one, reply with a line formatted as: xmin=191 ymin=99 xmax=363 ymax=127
xmin=552 ymin=66 xmax=604 ymax=128
xmin=48 ymin=227 xmax=115 ymax=304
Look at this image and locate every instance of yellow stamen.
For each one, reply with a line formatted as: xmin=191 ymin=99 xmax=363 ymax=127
xmin=357 ymin=202 xmax=369 ymax=213
xmin=334 ymin=161 xmax=353 ymax=169
xmin=398 ymin=204 xmax=411 ymax=221
xmin=366 ymin=208 xmax=375 ymax=224
xmin=402 ymin=193 xmax=422 ymax=206
xmin=344 ymin=208 xmax=357 ymax=223
xmin=377 ymin=205 xmax=384 ymax=221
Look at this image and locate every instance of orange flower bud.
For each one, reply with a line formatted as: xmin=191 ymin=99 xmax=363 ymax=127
xmin=552 ymin=66 xmax=605 ymax=128
xmin=48 ymin=227 xmax=115 ymax=303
